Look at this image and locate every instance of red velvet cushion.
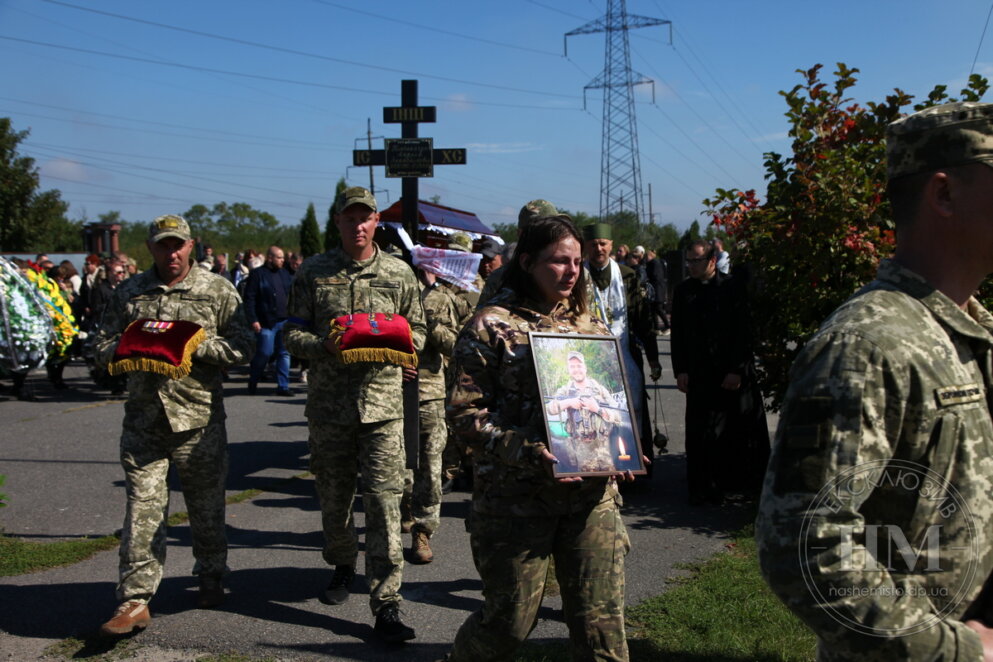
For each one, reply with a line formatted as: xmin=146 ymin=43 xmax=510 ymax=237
xmin=331 ymin=313 xmax=417 ymax=368
xmin=108 ymin=318 xmax=205 ymax=378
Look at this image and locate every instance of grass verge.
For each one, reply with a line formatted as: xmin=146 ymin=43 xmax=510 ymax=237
xmin=0 ymin=534 xmax=119 ymax=577
xmin=518 ymin=524 xmax=816 ymax=662
xmin=43 ymin=636 xmax=138 ymax=661
xmin=3 ymin=473 xmax=312 ymax=576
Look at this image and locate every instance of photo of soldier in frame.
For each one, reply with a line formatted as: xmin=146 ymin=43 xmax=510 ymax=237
xmin=531 ymin=332 xmax=646 ymax=477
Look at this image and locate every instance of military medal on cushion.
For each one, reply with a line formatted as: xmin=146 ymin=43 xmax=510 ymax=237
xmin=108 ymin=318 xmax=206 ymax=379
xmin=330 ymin=313 xmax=417 ymax=368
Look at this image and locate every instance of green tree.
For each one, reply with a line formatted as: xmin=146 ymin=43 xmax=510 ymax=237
xmin=0 ymin=118 xmax=79 ymax=251
xmin=299 ymin=202 xmax=322 ymax=257
xmin=182 ymin=201 xmax=288 ymax=253
xmin=704 ymin=63 xmax=989 ymax=409
xmin=98 ymin=210 xmax=123 ymax=225
xmin=652 ymin=222 xmax=680 ymax=252
xmin=678 ymin=221 xmax=702 ymax=250
xmin=325 ymin=177 xmax=347 ymax=251
xmin=28 ymin=190 xmax=77 ymax=251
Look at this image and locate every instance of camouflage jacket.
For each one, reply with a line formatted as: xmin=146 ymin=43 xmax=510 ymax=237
xmin=450 ymin=273 xmax=484 ymax=310
xmin=419 ymin=282 xmax=465 ymax=402
xmin=546 ymin=377 xmax=619 ymax=439
xmin=94 ymin=262 xmax=254 ymax=433
xmin=284 ymin=244 xmax=426 ymax=424
xmin=447 ymin=291 xmax=619 ymax=517
xmin=756 ymin=259 xmax=993 ymax=662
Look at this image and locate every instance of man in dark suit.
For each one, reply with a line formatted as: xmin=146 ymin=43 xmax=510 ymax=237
xmin=244 ymin=245 xmax=294 ymax=396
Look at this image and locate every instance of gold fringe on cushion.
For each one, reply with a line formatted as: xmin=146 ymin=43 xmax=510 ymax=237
xmin=339 ymin=346 xmax=418 ymax=369
xmin=108 ymin=326 xmax=206 ymax=379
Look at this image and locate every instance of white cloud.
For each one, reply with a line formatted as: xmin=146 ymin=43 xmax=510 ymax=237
xmin=443 ymin=93 xmax=474 ymax=112
xmin=465 ymin=142 xmax=542 ymax=154
xmin=40 ymin=158 xmax=93 ymax=182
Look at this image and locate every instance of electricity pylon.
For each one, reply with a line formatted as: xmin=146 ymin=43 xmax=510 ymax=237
xmin=566 ymin=1 xmax=670 ymax=222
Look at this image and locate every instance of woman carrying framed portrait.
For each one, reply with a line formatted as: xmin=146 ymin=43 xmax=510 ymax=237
xmin=444 ymin=214 xmax=642 ymax=662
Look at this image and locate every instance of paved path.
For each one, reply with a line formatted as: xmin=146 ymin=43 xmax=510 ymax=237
xmin=0 ymin=336 xmax=763 ymax=661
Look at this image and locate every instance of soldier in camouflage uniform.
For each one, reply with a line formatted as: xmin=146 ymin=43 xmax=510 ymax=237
xmin=545 ymin=351 xmax=620 ymax=473
xmin=402 ymin=268 xmax=465 ymax=564
xmin=445 ymin=232 xmax=485 ymax=308
xmin=443 ymin=199 xmax=558 ymax=488
xmin=94 ymin=215 xmax=254 ymax=636
xmin=284 ymin=186 xmax=425 ymax=643
xmin=446 ymin=215 xmax=635 ymax=662
xmin=757 ymin=102 xmax=993 ymax=660
xmin=476 ymin=199 xmax=558 ymax=309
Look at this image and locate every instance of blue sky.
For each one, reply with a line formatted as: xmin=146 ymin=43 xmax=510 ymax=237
xmin=2 ymin=0 xmax=991 ymax=233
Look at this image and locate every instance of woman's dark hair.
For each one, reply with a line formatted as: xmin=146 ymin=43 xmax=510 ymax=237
xmin=59 ymin=260 xmax=78 ymax=278
xmin=504 ymin=214 xmax=587 ymax=314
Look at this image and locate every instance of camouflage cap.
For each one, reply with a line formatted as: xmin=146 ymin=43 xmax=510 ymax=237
xmin=148 ymin=214 xmax=192 ymax=243
xmin=582 ymin=223 xmax=613 ymax=241
xmin=518 ymin=199 xmax=558 ymax=229
xmin=336 ymin=186 xmax=378 ymax=213
xmin=566 ymin=350 xmax=586 ymax=364
xmin=448 ymin=232 xmax=473 ymax=252
xmin=887 ymin=102 xmax=993 ymax=180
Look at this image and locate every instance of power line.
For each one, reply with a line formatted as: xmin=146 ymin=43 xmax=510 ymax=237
xmin=648 ymin=103 xmax=737 ymax=181
xmin=24 ymin=141 xmax=341 ymax=175
xmin=27 ymin=144 xmax=321 ymax=202
xmin=637 ymin=116 xmax=727 ymax=183
xmin=649 ymin=1 xmax=775 ymax=151
xmin=638 ymin=150 xmax=709 ymax=200
xmin=1 ymin=106 xmax=349 ymax=153
xmin=525 ymin=0 xmax=590 ymax=21
xmin=34 ymin=150 xmax=317 ymax=218
xmin=39 ymin=0 xmax=579 ymax=100
xmin=0 ymin=96 xmax=350 ymax=150
xmin=9 ymin=1 xmax=357 ymax=122
xmin=972 ymin=1 xmax=993 ymax=75
xmin=630 ymin=43 xmax=759 ymax=172
xmin=307 ymin=0 xmax=562 ymax=57
xmin=0 ymin=35 xmax=580 ymax=112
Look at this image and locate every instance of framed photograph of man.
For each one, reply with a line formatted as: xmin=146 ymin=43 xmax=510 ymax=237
xmin=530 ymin=332 xmax=646 ymax=477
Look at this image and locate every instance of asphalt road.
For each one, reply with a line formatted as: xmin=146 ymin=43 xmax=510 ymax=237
xmin=0 ymin=336 xmax=764 ymax=661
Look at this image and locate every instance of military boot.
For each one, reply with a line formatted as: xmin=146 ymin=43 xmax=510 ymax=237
xmin=198 ymin=574 xmax=225 ymax=608
xmin=374 ymin=602 xmax=415 ymax=643
xmin=99 ymin=601 xmax=151 ymax=636
xmin=320 ymin=565 xmax=355 ymax=605
xmin=410 ymin=530 xmax=433 ymax=564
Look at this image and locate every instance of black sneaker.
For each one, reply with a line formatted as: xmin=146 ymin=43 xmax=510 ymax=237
xmin=320 ymin=565 xmax=355 ymax=605
xmin=374 ymin=603 xmax=415 ymax=643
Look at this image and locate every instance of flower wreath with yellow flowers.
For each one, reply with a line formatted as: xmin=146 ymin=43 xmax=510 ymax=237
xmin=24 ymin=267 xmax=78 ymax=359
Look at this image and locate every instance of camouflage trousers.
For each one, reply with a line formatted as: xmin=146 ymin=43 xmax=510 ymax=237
xmin=402 ymin=399 xmax=446 ymax=536
xmin=448 ymin=497 xmax=630 ymax=662
xmin=441 ymin=428 xmax=471 ymax=481
xmin=117 ymin=420 xmax=228 ymax=604
xmin=308 ymin=417 xmax=405 ymax=615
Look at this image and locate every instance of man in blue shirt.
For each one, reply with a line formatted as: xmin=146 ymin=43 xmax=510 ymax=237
xmin=243 ymin=245 xmax=294 ymax=396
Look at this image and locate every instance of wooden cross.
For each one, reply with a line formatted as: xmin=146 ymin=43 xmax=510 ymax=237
xmin=352 ymin=79 xmax=467 ymax=240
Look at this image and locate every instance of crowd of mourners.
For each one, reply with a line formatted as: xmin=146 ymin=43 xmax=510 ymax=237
xmin=0 ymin=247 xmax=306 ymax=400
xmin=0 ymin=194 xmax=767 ymax=660
xmin=9 ymin=101 xmax=993 ymax=661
